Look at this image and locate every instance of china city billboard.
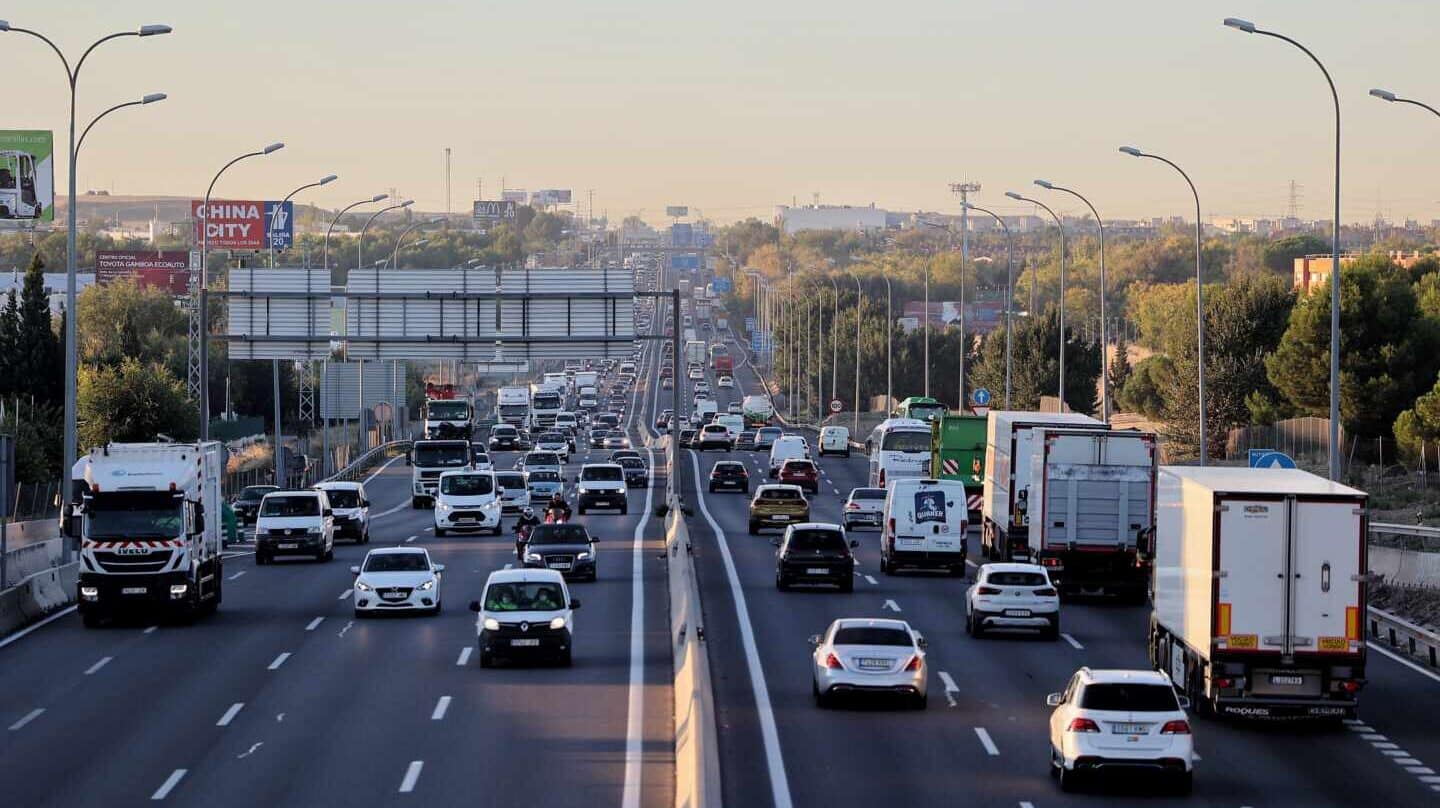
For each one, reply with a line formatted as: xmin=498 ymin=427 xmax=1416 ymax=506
xmin=191 ymin=199 xmax=293 ymax=250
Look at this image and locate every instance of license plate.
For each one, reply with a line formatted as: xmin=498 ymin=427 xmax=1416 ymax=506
xmin=122 ymin=587 xmax=147 ymax=595
xmin=511 ymin=638 xmax=541 ymax=647
xmin=550 ymin=562 xmax=572 ymax=570
xmin=1111 ymin=723 xmax=1148 ymax=734
xmin=856 ymin=658 xmax=889 ymax=671
xmin=898 ymin=538 xmax=923 ymax=547
xmin=806 ymin=568 xmax=829 ymax=575
xmin=456 ymin=517 xmax=475 ymax=523
xmin=278 ymin=543 xmax=298 ymax=549
xmin=772 ymin=515 xmax=789 ymax=521
xmin=1270 ymin=674 xmax=1305 ymax=686
xmin=1004 ymin=609 xmax=1032 ymax=617
xmin=382 ymin=593 xmax=406 ymax=600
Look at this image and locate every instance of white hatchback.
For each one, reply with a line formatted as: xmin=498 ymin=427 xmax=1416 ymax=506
xmin=1047 ymin=668 xmax=1194 ymax=794
xmin=351 ymin=547 xmax=445 ymax=616
xmin=966 ymin=563 xmax=1060 ymax=639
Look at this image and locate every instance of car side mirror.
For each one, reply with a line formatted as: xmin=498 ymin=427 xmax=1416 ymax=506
xmin=349 ymin=565 xmax=360 ymax=575
xmin=916 ymin=636 xmax=928 ymax=650
xmin=433 ymin=564 xmax=446 ymax=573
xmin=850 ymin=540 xmax=859 ymax=548
xmin=469 ymin=600 xmax=482 ymax=612
xmin=1176 ymin=695 xmax=1191 ymax=710
xmin=569 ymin=598 xmax=582 ymax=610
xmin=807 ymin=634 xmax=822 ymax=647
xmin=1045 ymin=693 xmax=1063 ymax=708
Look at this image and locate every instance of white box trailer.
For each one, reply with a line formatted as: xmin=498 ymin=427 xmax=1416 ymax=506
xmin=1150 ymin=467 xmax=1368 ymax=719
xmin=1026 ymin=429 xmax=1158 ymax=597
xmin=980 ymin=411 xmax=1106 ymax=562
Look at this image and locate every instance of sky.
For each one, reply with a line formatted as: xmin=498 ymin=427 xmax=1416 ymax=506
xmin=8 ymin=0 xmax=1440 ymax=226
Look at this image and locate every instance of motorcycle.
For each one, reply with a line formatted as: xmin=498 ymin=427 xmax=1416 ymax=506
xmin=544 ymin=508 xmax=570 ymax=525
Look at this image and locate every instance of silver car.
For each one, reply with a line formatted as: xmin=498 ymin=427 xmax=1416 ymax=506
xmin=842 ymin=487 xmax=887 ymax=530
xmin=810 ymin=618 xmax=928 ymax=709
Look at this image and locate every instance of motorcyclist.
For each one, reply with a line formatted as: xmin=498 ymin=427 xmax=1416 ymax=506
xmin=545 ymin=492 xmax=572 ymax=524
xmin=513 ymin=506 xmax=541 ymax=554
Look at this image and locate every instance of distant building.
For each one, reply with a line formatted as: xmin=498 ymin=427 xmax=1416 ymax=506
xmin=776 ymin=204 xmax=888 ymax=234
xmin=0 ymin=270 xmax=97 ymax=314
xmin=1293 ymin=251 xmax=1435 ymax=294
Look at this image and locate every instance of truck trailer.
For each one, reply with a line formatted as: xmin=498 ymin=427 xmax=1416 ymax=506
xmin=930 ymin=413 xmax=987 ymax=519
xmin=496 ymin=386 xmax=531 ymax=429
xmin=1150 ymin=467 xmax=1369 ymax=720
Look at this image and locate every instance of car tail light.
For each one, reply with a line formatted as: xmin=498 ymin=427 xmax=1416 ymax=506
xmin=878 ymin=470 xmax=886 ymax=487
xmin=976 ymin=586 xmax=1002 ymax=595
xmin=1213 ymin=677 xmax=1234 ymax=689
xmin=1338 ymin=679 xmax=1362 ymax=694
xmin=1160 ymin=719 xmax=1191 ymax=735
xmin=1034 ymin=587 xmax=1057 ymax=597
xmin=1040 ymin=557 xmax=1062 ymax=568
xmin=846 ymin=502 xmax=860 ymax=510
xmin=903 ymin=655 xmax=922 ymax=671
xmin=824 ymin=653 xmax=844 ymax=670
xmin=1067 ymin=718 xmax=1100 ymax=733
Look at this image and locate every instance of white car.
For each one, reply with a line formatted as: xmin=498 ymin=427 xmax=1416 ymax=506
xmin=688 ymin=367 xmax=705 ymax=381
xmin=694 ymin=381 xmax=712 ymax=395
xmin=434 ymin=470 xmax=503 ymax=536
xmin=312 ymin=480 xmax=370 ymax=544
xmin=494 ymin=471 xmax=530 ymax=514
xmin=1047 ymin=668 xmax=1194 ymax=794
xmin=966 ymin=563 xmax=1060 ymax=638
xmin=810 ymin=618 xmax=928 ymax=709
xmin=469 ymin=449 xmax=494 ymax=471
xmin=255 ymin=490 xmax=335 ymax=564
xmin=470 ymin=568 xmax=580 ymax=667
xmin=717 ymin=375 xmax=734 ymax=388
xmin=818 ymin=425 xmax=850 ymax=457
xmin=351 ymin=547 xmax=445 ymax=616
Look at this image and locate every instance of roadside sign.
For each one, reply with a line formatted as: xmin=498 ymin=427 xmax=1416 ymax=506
xmin=972 ymin=387 xmax=992 ymax=407
xmin=744 ymin=317 xmax=756 ymax=332
xmin=829 ymin=399 xmax=843 ymax=414
xmin=473 ymin=200 xmax=517 ymax=221
xmin=1248 ymin=449 xmax=1297 ymax=469
xmin=970 ymin=405 xmax=990 ymax=417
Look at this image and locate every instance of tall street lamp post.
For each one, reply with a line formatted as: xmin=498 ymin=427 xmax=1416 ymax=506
xmin=846 ymin=270 xmax=862 ymax=432
xmin=319 ymin=194 xmax=386 ymax=477
xmin=354 ymin=200 xmax=414 ymax=453
xmin=1035 ymin=179 xmax=1109 ymax=421
xmin=1006 ymin=191 xmax=1066 ymax=406
xmin=963 ymin=203 xmax=1015 ymax=409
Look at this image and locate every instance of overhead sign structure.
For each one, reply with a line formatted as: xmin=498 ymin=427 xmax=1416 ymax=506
xmin=1248 ymin=449 xmax=1297 ymax=469
xmin=501 ymin=189 xmax=527 ymax=203
xmin=0 ymin=130 xmax=55 ymax=222
xmin=96 ymin=250 xmax=193 ymax=296
xmin=672 ymin=254 xmax=702 ymax=271
xmin=671 ymin=223 xmax=694 ymax=247
xmin=473 ymin=200 xmax=518 ymax=222
xmin=744 ymin=317 xmax=756 ymax=332
xmin=665 ymin=206 xmax=688 ymax=218
xmin=531 ymin=189 xmax=572 ymax=206
xmin=192 ymin=199 xmax=292 ymax=251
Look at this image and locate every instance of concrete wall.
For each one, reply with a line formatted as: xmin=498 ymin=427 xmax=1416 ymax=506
xmin=1372 ymin=545 xmax=1440 ymax=588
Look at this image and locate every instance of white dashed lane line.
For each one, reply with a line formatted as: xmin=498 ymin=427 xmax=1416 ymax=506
xmin=398 ymin=761 xmax=424 ymax=793
xmin=1060 ymin=633 xmax=1084 ymax=650
xmin=144 ymin=625 xmax=159 ymax=634
xmin=8 ymin=707 xmax=44 ymax=732
xmin=882 ymin=599 xmax=901 ymax=612
xmin=305 ymin=617 xmax=325 ymax=631
xmin=84 ymin=656 xmax=113 ymax=675
xmin=974 ymin=727 xmax=1000 ymax=756
xmin=150 ymin=769 xmax=187 ymax=801
xmin=267 ymin=652 xmax=291 ymax=671
xmin=456 ymin=647 xmax=472 ymax=667
xmin=430 ymin=696 xmax=452 ymax=721
xmin=338 ymin=589 xmax=353 ymax=600
xmin=216 ymin=703 xmax=244 ymax=727
xmin=864 ymin=575 xmax=878 ymax=585
xmin=228 ymin=570 xmax=246 ymax=581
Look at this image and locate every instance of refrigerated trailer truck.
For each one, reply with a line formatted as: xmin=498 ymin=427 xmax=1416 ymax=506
xmin=981 ymin=411 xmax=1106 ymax=563
xmin=1150 ymin=466 xmax=1369 ymax=719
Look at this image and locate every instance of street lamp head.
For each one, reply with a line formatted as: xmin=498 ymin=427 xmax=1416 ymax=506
xmin=427 ymin=216 xmax=445 ymax=224
xmin=412 ymin=239 xmax=430 ymax=249
xmin=399 ymin=200 xmax=415 ymax=208
xmin=0 ymin=20 xmax=11 ymax=32
xmin=1004 ymin=191 xmax=1025 ymax=201
xmin=140 ymin=92 xmax=166 ymax=104
xmin=370 ymin=193 xmax=388 ymax=203
xmin=1223 ymin=17 xmax=1256 ymax=33
xmin=1369 ymin=88 xmax=1398 ymax=102
xmin=261 ymin=142 xmax=284 ymax=155
xmin=1118 ymin=146 xmax=1143 ymax=157
xmin=318 ymin=174 xmax=338 ymax=185
xmin=138 ymin=24 xmax=173 ymax=36
xmin=1033 ymin=179 xmax=1054 ymax=190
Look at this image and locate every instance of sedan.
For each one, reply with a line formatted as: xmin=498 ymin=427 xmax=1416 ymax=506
xmin=966 ymin=563 xmax=1060 ymax=639
xmin=351 ymin=547 xmax=445 ymax=616
xmin=602 ymin=430 xmax=631 ymax=450
xmin=617 ymin=456 xmax=649 ymax=488
xmin=708 ymin=460 xmax=750 ymax=493
xmin=232 ymin=485 xmax=278 ymax=526
xmin=1047 ymin=668 xmax=1194 ymax=794
xmin=519 ymin=523 xmax=598 ymax=581
xmin=694 ymin=381 xmax=711 ymax=395
xmin=733 ymin=431 xmax=757 ymax=451
xmin=688 ymin=367 xmax=705 ymax=381
xmin=717 ymin=375 xmax=734 ymax=389
xmin=589 ymin=428 xmax=609 ymax=449
xmin=811 ymin=618 xmax=928 ymax=709
xmin=842 ymin=487 xmax=886 ymax=530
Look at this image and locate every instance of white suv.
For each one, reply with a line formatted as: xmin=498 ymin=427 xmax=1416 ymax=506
xmin=434 ymin=470 xmax=503 ymax=536
xmin=1046 ymin=668 xmax=1194 ymax=794
xmin=576 ymin=463 xmax=628 ymax=515
xmin=966 ymin=563 xmax=1060 ymax=639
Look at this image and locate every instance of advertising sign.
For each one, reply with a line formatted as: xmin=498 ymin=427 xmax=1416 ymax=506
xmin=264 ymin=200 xmax=295 ymax=249
xmin=913 ymin=490 xmax=947 ymax=524
xmin=96 ymin=250 xmax=193 ymax=296
xmin=665 ymin=206 xmax=688 ymax=218
xmin=0 ymin=130 xmax=55 ymax=222
xmin=531 ymin=189 xmax=572 ymax=206
xmin=501 ymin=189 xmax=527 ymax=203
xmin=473 ymin=200 xmax=518 ymax=221
xmin=671 ymin=223 xmax=694 ymax=247
xmin=672 ymin=254 xmax=702 ymax=271
xmin=192 ymin=200 xmax=291 ymax=251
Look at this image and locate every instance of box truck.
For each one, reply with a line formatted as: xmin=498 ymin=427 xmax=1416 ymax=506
xmin=1150 ymin=467 xmax=1369 ymax=719
xmin=496 ymin=386 xmax=531 ymax=429
xmin=980 ymin=411 xmax=1106 ymax=562
xmin=930 ymin=413 xmax=987 ymax=519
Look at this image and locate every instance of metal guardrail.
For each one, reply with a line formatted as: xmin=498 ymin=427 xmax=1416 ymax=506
xmin=1371 ymin=522 xmax=1440 ymax=539
xmin=322 ymin=440 xmax=412 ymax=484
xmin=1369 ymin=606 xmax=1440 ymax=671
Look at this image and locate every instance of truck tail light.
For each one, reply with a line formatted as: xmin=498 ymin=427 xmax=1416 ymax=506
xmin=878 ymin=470 xmax=885 ymax=487
xmin=1160 ymin=719 xmax=1191 ymax=735
xmin=1213 ymin=677 xmax=1234 ymax=689
xmin=1067 ymin=718 xmax=1100 ymax=733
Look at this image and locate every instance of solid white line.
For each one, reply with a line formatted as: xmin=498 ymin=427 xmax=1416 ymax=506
xmin=305 ymin=617 xmax=324 ymax=631
xmin=975 ymin=727 xmax=1000 ymax=756
xmin=431 ymin=696 xmax=452 ymax=721
xmin=1368 ymin=641 xmax=1440 ymax=685
xmin=84 ymin=656 xmax=113 ymax=675
xmin=338 ymin=589 xmax=352 ymax=600
xmin=503 ymin=562 xmax=513 ymax=570
xmin=8 ymin=707 xmax=44 ymax=731
xmin=362 ymin=453 xmax=405 ymax=485
xmin=864 ymin=575 xmax=878 ymax=585
xmin=398 ymin=760 xmax=424 ymax=793
xmin=370 ymin=499 xmax=410 ymax=521
xmin=216 ymin=702 xmax=244 ymax=727
xmin=0 ymin=605 xmax=77 ymax=650
xmin=621 ymin=339 xmax=658 ymax=808
xmin=456 ymin=646 xmax=472 ymax=667
xmin=150 ymin=769 xmax=186 ymax=801
xmin=691 ymin=451 xmax=794 ymax=808
xmin=1060 ymin=633 xmax=1084 ymax=650
xmin=267 ymin=652 xmax=291 ymax=670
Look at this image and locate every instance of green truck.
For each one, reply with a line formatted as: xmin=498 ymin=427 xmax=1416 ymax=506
xmin=931 ymin=413 xmax=987 ymax=519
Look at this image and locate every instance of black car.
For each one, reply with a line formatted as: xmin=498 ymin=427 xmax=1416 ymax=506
xmin=489 ymin=426 xmax=523 ymax=451
xmin=520 ymin=523 xmax=598 ymax=581
xmin=708 ymin=461 xmax=750 ymax=494
xmin=233 ymin=485 xmax=279 ymax=525
xmin=617 ymin=457 xmax=649 ymax=488
xmin=774 ymin=525 xmax=858 ymax=592
xmin=589 ymin=428 xmax=609 ymax=449
xmin=734 ymin=431 xmax=757 ymax=451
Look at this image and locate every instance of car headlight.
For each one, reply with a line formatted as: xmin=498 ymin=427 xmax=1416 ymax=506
xmin=525 ymin=552 xmax=542 ymax=562
xmin=306 ymin=527 xmax=322 ymax=535
xmin=577 ymin=550 xmax=592 ymax=560
xmin=437 ymin=501 xmax=452 ymax=511
xmin=417 ymin=579 xmax=436 ymax=591
xmin=483 ymin=617 xmax=500 ymax=631
xmin=355 ymin=580 xmax=373 ymax=592
xmin=549 ymin=616 xmax=566 ymax=630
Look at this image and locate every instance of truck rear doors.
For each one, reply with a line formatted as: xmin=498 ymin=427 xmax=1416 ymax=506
xmin=1037 ymin=431 xmax=1155 ymax=551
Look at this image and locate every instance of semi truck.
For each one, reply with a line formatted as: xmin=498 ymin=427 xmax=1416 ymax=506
xmin=530 ymin=383 xmax=564 ymax=429
xmin=1024 ymin=428 xmax=1159 ymax=598
xmin=742 ymin=394 xmax=774 ymax=426
xmin=76 ymin=442 xmax=226 ymax=626
xmin=980 ymin=411 xmax=1106 ymax=563
xmin=496 ymin=385 xmax=531 ymax=429
xmin=422 ymin=382 xmax=474 ymax=439
xmin=930 ymin=413 xmax=987 ymax=520
xmin=1150 ymin=467 xmax=1369 ymax=719
xmin=684 ymin=339 xmax=707 ymax=368
xmin=710 ymin=343 xmax=733 ymax=374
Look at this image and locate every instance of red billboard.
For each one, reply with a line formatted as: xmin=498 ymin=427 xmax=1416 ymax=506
xmin=95 ymin=250 xmax=193 ymax=296
xmin=191 ymin=199 xmax=267 ymax=250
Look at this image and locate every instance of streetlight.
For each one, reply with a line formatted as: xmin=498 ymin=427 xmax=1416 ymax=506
xmin=392 ymin=217 xmax=444 ymax=268
xmin=1035 ymin=179 xmax=1109 ymax=421
xmin=355 ymin=200 xmax=413 ymax=453
xmin=920 ymin=218 xmax=967 ymax=409
xmin=1120 ymin=146 xmax=1207 ymax=464
xmin=199 ymin=142 xmax=285 ymax=440
xmin=963 ymin=203 xmax=1015 ymax=409
xmin=270 ymin=174 xmax=337 ymax=267
xmin=1225 ymin=15 xmax=1342 ymax=480
xmin=318 ymin=193 xmax=385 ymax=476
xmin=1370 ymin=88 xmax=1440 ymax=119
xmin=76 ymin=92 xmax=166 ymax=153
xmin=3 ymin=19 xmax=172 ymax=522
xmin=324 ymin=194 xmax=388 ymax=269
xmin=1006 ymin=190 xmax=1066 ymax=406
xmin=846 ymin=270 xmax=863 ymax=433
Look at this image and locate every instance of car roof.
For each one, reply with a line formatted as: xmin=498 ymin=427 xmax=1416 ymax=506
xmin=980 ymin=562 xmax=1047 ymax=576
xmin=713 ymin=460 xmax=745 ymax=467
xmin=367 ymin=546 xmax=428 ymax=557
xmin=831 ymin=617 xmax=911 ymax=633
xmin=756 ymin=483 xmax=804 ymax=493
xmin=485 ymin=567 xmax=566 ymax=585
xmin=1079 ymin=668 xmax=1173 ymax=686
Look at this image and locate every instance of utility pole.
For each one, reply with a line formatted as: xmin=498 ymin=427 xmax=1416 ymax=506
xmin=445 ymin=147 xmax=452 ymax=216
xmin=950 ymin=182 xmax=980 ymax=409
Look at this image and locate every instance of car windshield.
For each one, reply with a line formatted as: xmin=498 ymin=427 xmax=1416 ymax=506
xmin=323 ymin=489 xmax=361 ymax=508
xmin=415 ymin=445 xmax=469 ymax=466
xmin=833 ymin=627 xmax=912 ymax=647
xmin=882 ymin=430 xmax=931 ymax=453
xmin=539 ymin=434 xmax=565 ymax=443
xmin=530 ymin=525 xmax=590 ymax=544
xmin=525 ymin=453 xmax=560 ymax=467
xmin=84 ymin=491 xmax=182 ymax=538
xmin=365 ymin=552 xmax=429 ymax=572
xmin=427 ymin=401 xmax=469 ymax=420
xmin=619 ymin=458 xmax=645 ymax=469
xmin=607 ymin=430 xmax=626 ymax=438
xmin=239 ymin=486 xmax=277 ymax=501
xmin=852 ymin=488 xmax=886 ymax=500
xmin=905 ymin=403 xmax=945 ymax=422
xmin=714 ymin=464 xmax=745 ymax=475
xmin=485 ymin=582 xmax=566 ymax=612
xmin=761 ymin=488 xmax=801 ymax=501
xmin=260 ymin=495 xmax=320 ymax=517
xmin=582 ymin=466 xmax=624 ymax=482
xmin=987 ymin=571 xmax=1049 ymax=587
xmin=787 ymin=529 xmax=846 ymax=552
xmin=495 ymin=474 xmax=525 ymax=489
xmin=441 ymin=474 xmax=494 ymax=495
xmin=1079 ymin=683 xmax=1180 ymax=712
xmin=533 ymin=393 xmax=562 ymax=408
xmin=528 ymin=470 xmax=561 ymax=483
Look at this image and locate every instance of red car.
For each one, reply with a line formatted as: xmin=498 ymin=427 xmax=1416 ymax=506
xmin=777 ymin=459 xmax=819 ymax=494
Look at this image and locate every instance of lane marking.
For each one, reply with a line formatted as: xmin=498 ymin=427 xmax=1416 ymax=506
xmin=217 ymin=703 xmax=244 ymax=726
xmin=84 ymin=655 xmax=113 ymax=675
xmin=237 ymin=742 xmax=263 ymax=759
xmin=0 ymin=605 xmax=77 ymax=649
xmin=975 ymin=727 xmax=1000 ymax=756
xmin=1020 ymin=803 xmax=1036 ymax=808
xmin=8 ymin=707 xmax=44 ymax=731
xmin=407 ymin=534 xmax=418 ymax=541
xmin=864 ymin=575 xmax=878 ymax=585
xmin=405 ymin=536 xmax=416 ymax=543
xmin=1060 ymin=633 xmax=1084 ymax=650
xmin=431 ymin=696 xmax=452 ymax=721
xmin=144 ymin=625 xmax=159 ymax=634
xmin=1367 ymin=641 xmax=1440 ymax=685
xmin=883 ymin=599 xmax=901 ymax=612
xmin=398 ymin=760 xmax=424 ymax=793
xmin=267 ymin=652 xmax=291 ymax=670
xmin=305 ymin=617 xmax=325 ymax=631
xmin=337 ymin=621 xmax=355 ymax=638
xmin=456 ymin=647 xmax=472 ymax=667
xmin=938 ymin=671 xmax=959 ymax=708
xmin=369 ymin=499 xmax=411 ymax=521
xmin=150 ymin=769 xmax=186 ymax=801
xmin=690 ymin=451 xmax=794 ymax=808
xmin=622 ymin=338 xmax=658 ymax=808
xmin=228 ymin=570 xmax=246 ymax=581
xmin=338 ymin=589 xmax=353 ymax=600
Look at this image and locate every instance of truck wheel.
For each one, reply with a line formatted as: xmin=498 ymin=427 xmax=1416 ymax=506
xmin=748 ymin=521 xmax=759 ymax=536
xmin=620 ymin=504 xmax=628 ymax=515
xmin=412 ymin=497 xmax=423 ymax=509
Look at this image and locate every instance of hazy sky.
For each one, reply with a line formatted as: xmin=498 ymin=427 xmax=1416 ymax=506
xmin=9 ymin=0 xmax=1440 ymax=225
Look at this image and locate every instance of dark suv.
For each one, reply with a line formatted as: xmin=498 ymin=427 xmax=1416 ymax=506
xmin=519 ymin=523 xmax=598 ymax=581
xmin=708 ymin=461 xmax=750 ymax=494
xmin=774 ymin=524 xmax=858 ymax=592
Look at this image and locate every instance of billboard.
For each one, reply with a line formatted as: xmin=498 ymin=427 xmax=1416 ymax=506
xmin=501 ymin=189 xmax=527 ymax=203
xmin=672 ymin=253 xmax=702 ymax=271
xmin=473 ymin=200 xmax=518 ymax=222
xmin=531 ymin=189 xmax=572 ymax=206
xmin=0 ymin=130 xmax=55 ymax=222
xmin=665 ymin=206 xmax=688 ymax=218
xmin=96 ymin=250 xmax=193 ymax=296
xmin=191 ymin=200 xmax=292 ymax=251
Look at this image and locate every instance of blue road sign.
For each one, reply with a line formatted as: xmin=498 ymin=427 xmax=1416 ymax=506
xmin=672 ymin=254 xmax=701 ymax=271
xmin=744 ymin=317 xmax=756 ymax=332
xmin=264 ymin=200 xmax=295 ymax=249
xmin=1248 ymin=449 xmax=1297 ymax=469
xmin=714 ymin=277 xmax=732 ymax=293
xmin=972 ymin=387 xmax=992 ymax=407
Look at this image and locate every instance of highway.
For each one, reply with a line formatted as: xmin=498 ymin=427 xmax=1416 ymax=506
xmin=0 ymin=337 xmax=673 ymax=807
xmin=676 ymin=325 xmax=1440 ymax=807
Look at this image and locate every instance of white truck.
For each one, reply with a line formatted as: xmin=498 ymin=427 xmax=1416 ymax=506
xmin=573 ymin=371 xmax=599 ymax=392
xmin=409 ymin=439 xmax=473 ymax=508
xmin=1024 ymin=428 xmax=1158 ymax=598
xmin=1150 ymin=467 xmax=1369 ymax=719
xmin=497 ymin=385 xmax=531 ymax=429
xmin=530 ymin=383 xmax=564 ymax=429
xmin=742 ymin=394 xmax=774 ymax=426
xmin=422 ymin=385 xmax=474 ymax=440
xmin=76 ymin=442 xmax=226 ymax=626
xmin=684 ymin=339 xmax=707 ymax=368
xmin=980 ymin=411 xmax=1106 ymax=563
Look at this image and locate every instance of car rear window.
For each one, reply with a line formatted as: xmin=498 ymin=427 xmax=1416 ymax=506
xmin=833 ymin=627 xmax=912 ymax=647
xmin=1079 ymin=684 xmax=1179 ymax=712
xmin=782 ymin=461 xmax=815 ymax=472
xmin=787 ymin=529 xmax=846 ymax=552
xmin=852 ymin=488 xmax=886 ymax=500
xmin=987 ymin=572 xmax=1049 ymax=587
xmin=531 ymin=524 xmax=590 ymax=544
xmin=760 ymin=488 xmax=801 ymax=501
xmin=495 ymin=473 xmax=524 ymax=488
xmin=714 ymin=463 xmax=745 ymax=474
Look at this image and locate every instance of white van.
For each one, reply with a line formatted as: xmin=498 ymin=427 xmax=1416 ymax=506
xmin=768 ymin=435 xmax=810 ymax=478
xmin=818 ymin=426 xmax=850 ymax=457
xmin=434 ymin=470 xmax=503 ymax=537
xmin=469 ymin=568 xmax=580 ymax=667
xmin=255 ymin=489 xmax=335 ymax=564
xmin=880 ymin=478 xmax=968 ymax=576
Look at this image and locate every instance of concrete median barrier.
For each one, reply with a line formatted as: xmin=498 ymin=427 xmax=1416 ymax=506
xmin=0 ymin=561 xmax=79 ymax=639
xmin=666 ymin=503 xmax=721 ymax=808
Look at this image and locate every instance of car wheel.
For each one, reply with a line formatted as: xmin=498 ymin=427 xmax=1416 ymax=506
xmin=361 ymin=529 xmax=371 ymax=545
xmin=840 ymin=576 xmax=854 ymax=593
xmin=81 ymin=611 xmax=104 ymax=628
xmin=492 ymin=524 xmax=503 ymax=537
xmin=430 ymin=601 xmax=442 ymax=616
xmin=323 ymin=545 xmax=334 ymax=562
xmin=354 ymin=608 xmax=367 ymax=619
xmin=1043 ymin=620 xmax=1060 ymax=641
xmin=1058 ymin=763 xmax=1082 ymax=793
xmin=776 ymin=574 xmax=788 ymax=591
xmin=812 ymin=679 xmax=829 ymax=708
xmin=435 ymin=527 xmax=447 ymax=537
xmin=913 ymin=692 xmax=928 ymax=710
xmin=559 ymin=648 xmax=573 ymax=667
xmin=255 ymin=552 xmax=267 ymax=566
xmin=708 ymin=483 xmax=716 ymax=492
xmin=620 ymin=504 xmax=628 ymax=515
xmin=968 ymin=612 xmax=983 ymax=638
xmin=578 ymin=505 xmax=587 ymax=515
xmin=879 ymin=554 xmax=892 ymax=575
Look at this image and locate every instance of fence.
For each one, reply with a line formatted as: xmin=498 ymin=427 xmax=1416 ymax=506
xmin=6 ymin=481 xmax=61 ymax=522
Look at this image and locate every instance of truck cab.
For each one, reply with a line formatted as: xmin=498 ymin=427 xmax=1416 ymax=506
xmin=409 ymin=439 xmax=472 ymax=508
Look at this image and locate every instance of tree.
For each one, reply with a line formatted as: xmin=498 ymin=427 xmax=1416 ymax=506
xmin=78 ymin=358 xmax=196 ymax=448
xmin=1262 ymin=234 xmax=1329 ymax=275
xmin=76 ymin=279 xmax=187 ymax=368
xmin=1109 ymin=326 xmax=1132 ymax=398
xmin=0 ymin=289 xmax=18 ymax=399
xmin=1118 ymin=355 xmax=1173 ymax=419
xmin=1393 ymin=373 xmax=1440 ymax=462
xmin=0 ymin=401 xmax=62 ymax=483
xmin=14 ymin=252 xmax=62 ymax=408
xmin=969 ymin=305 xmax=1101 ymax=413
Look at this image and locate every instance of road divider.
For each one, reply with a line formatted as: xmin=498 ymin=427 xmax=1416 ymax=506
xmin=665 ymin=498 xmax=722 ymax=808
